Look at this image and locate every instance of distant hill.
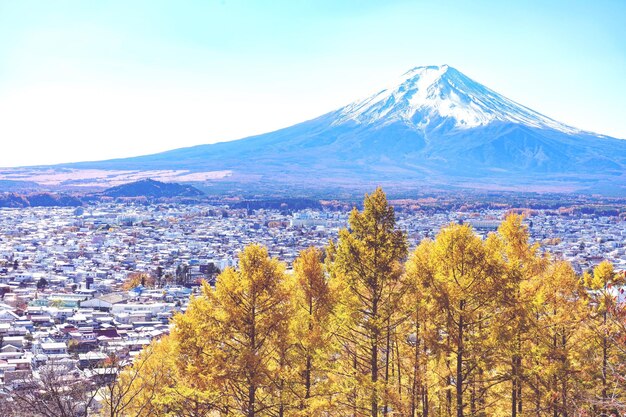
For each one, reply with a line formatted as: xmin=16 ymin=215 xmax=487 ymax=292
xmin=0 ymin=192 xmax=82 ymax=208
xmin=27 ymin=193 xmax=83 ymax=207
xmin=0 ymin=179 xmax=41 ymax=192
xmin=0 ymin=180 xmax=205 ymax=207
xmin=100 ymin=178 xmax=204 ymax=198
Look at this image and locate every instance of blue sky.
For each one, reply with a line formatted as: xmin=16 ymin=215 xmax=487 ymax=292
xmin=0 ymin=0 xmax=624 ymax=166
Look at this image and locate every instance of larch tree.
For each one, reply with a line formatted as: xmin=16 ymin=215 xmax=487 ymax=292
xmin=169 ymin=289 xmax=230 ymax=416
xmin=604 ymin=270 xmax=626 ymax=414
xmin=172 ymin=244 xmax=292 ymax=417
xmin=403 ymin=238 xmax=439 ymax=417
xmin=102 ymin=336 xmax=179 ymax=417
xmin=493 ymin=214 xmax=547 ymax=417
xmin=528 ymin=260 xmax=588 ymax=417
xmin=291 ymin=246 xmax=338 ymax=417
xmin=426 ymin=223 xmax=503 ymax=417
xmin=583 ymin=260 xmax=626 ymax=414
xmin=213 ymin=244 xmax=292 ymax=417
xmin=326 ymin=187 xmax=408 ymax=417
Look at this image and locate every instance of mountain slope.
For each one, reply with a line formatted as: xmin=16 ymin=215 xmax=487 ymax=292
xmin=334 ymin=65 xmax=580 ymax=133
xmin=8 ymin=65 xmax=626 ymax=194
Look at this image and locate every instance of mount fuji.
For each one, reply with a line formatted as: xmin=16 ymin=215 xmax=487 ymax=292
xmin=5 ymin=65 xmax=626 ymax=194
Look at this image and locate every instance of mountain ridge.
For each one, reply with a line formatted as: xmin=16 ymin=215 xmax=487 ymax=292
xmin=1 ymin=65 xmax=625 ymax=195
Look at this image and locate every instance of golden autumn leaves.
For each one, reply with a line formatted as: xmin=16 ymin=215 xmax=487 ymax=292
xmin=109 ymin=188 xmax=626 ymax=417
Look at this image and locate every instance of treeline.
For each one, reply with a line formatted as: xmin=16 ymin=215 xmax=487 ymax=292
xmin=111 ymin=188 xmax=626 ymax=417
xmin=232 ymin=198 xmax=323 ymax=212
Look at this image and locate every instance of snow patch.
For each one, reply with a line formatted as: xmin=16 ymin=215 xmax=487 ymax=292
xmin=335 ymin=65 xmax=581 ymax=135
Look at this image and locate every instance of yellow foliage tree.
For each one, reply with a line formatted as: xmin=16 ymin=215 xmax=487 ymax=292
xmin=327 ymin=187 xmax=408 ymax=417
xmin=122 ymin=272 xmax=156 ymax=290
xmin=290 ymin=247 xmax=338 ymax=416
xmin=99 ymin=335 xmax=178 ymax=417
xmin=582 ymin=260 xmax=626 ymax=414
xmin=425 ymin=223 xmax=504 ymax=417
xmin=178 ymin=244 xmax=292 ymax=417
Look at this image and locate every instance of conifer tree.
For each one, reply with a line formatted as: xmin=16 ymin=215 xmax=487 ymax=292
xmin=176 ymin=244 xmax=291 ymax=417
xmin=327 ymin=187 xmax=408 ymax=417
xmin=582 ymin=260 xmax=626 ymax=414
xmin=423 ymin=223 xmax=503 ymax=417
xmin=493 ymin=214 xmax=546 ymax=417
xmin=403 ymin=239 xmax=438 ymax=417
xmin=527 ymin=260 xmax=588 ymax=417
xmin=291 ymin=247 xmax=337 ymax=416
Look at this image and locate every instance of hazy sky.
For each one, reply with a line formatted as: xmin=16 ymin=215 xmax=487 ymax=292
xmin=0 ymin=0 xmax=624 ymax=167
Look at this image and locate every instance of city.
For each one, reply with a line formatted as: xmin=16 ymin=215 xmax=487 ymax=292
xmin=1 ymin=200 xmax=624 ymax=398
xmin=1 ymin=1 xmax=625 ymax=414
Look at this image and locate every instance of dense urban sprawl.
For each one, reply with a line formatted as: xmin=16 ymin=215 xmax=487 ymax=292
xmin=0 ymin=202 xmax=624 ymax=411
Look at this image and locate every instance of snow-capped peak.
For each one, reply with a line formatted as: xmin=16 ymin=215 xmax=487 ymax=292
xmin=335 ymin=65 xmax=580 ymax=134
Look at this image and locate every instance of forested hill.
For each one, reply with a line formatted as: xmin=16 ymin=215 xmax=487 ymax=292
xmin=99 ymin=178 xmax=204 ymax=198
xmin=0 ymin=180 xmax=205 ymax=207
xmin=0 ymin=192 xmax=82 ymax=208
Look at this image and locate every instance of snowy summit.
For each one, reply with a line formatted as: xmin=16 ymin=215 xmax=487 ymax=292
xmin=336 ymin=65 xmax=580 ymax=134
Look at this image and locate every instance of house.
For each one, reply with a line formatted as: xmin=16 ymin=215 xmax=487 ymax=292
xmin=7 ymin=358 xmax=30 ymax=371
xmin=39 ymin=341 xmax=68 ymax=358
xmin=79 ymin=293 xmax=128 ymax=312
xmin=1 ymin=344 xmax=22 ymax=354
xmin=0 ymin=308 xmax=19 ymax=323
xmin=3 ymin=336 xmax=25 ymax=349
xmin=78 ymin=351 xmax=107 ymax=369
xmin=111 ymin=303 xmax=170 ymax=315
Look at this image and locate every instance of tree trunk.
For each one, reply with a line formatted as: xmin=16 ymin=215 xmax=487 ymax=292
xmin=457 ymin=301 xmax=465 ymax=417
xmin=561 ymin=333 xmax=568 ymax=417
xmin=248 ymin=383 xmax=256 ymax=417
xmin=304 ymin=294 xmax=313 ymax=412
xmin=383 ymin=318 xmax=391 ymax=417
xmin=470 ymin=375 xmax=476 ymax=416
xmin=423 ymin=382 xmax=429 ymax=417
xmin=248 ymin=303 xmax=257 ymax=417
xmin=512 ymin=355 xmax=518 ymax=417
xmin=447 ymin=314 xmax=453 ymax=417
xmin=396 ymin=335 xmax=402 ymax=397
xmin=372 ymin=337 xmax=379 ymax=417
xmin=353 ymin=347 xmax=358 ymax=417
xmin=411 ymin=320 xmax=420 ymax=417
xmin=602 ymin=309 xmax=608 ymax=408
xmin=517 ymin=355 xmax=522 ymax=415
xmin=305 ymin=355 xmax=312 ymax=402
xmin=552 ymin=333 xmax=558 ymax=417
xmin=371 ymin=296 xmax=379 ymax=417
xmin=477 ymin=366 xmax=486 ymax=417
xmin=446 ymin=317 xmax=452 ymax=417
